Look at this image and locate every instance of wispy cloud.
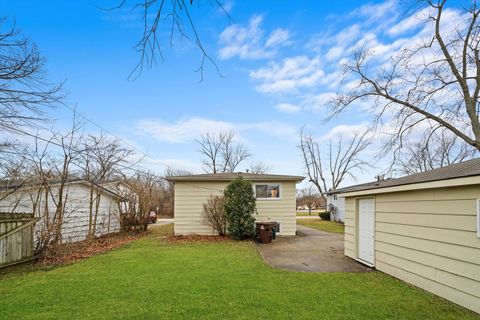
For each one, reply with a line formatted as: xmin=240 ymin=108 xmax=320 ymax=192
xmin=275 ymin=103 xmax=301 ymax=113
xmin=135 ymin=117 xmax=298 ymax=143
xmin=249 ymin=55 xmax=324 ymax=94
xmin=218 ymin=15 xmax=291 ymax=60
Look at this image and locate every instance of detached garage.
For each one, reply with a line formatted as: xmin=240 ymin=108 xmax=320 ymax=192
xmin=336 ymin=159 xmax=480 ymax=314
xmin=166 ymin=173 xmax=304 ymax=236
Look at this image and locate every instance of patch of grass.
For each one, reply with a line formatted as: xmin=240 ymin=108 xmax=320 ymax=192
xmin=0 ymin=225 xmax=478 ymax=319
xmin=296 ymin=209 xmax=325 ymax=216
xmin=297 ymin=218 xmax=345 ymax=234
xmin=149 ymin=223 xmax=174 ymax=237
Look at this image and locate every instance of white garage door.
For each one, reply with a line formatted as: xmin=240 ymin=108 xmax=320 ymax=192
xmin=358 ymin=198 xmax=375 ymax=266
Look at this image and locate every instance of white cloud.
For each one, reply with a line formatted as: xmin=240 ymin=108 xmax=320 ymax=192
xmin=218 ymin=15 xmax=290 ymax=60
xmin=323 ymin=123 xmax=370 ymax=140
xmin=135 ymin=117 xmax=298 ymax=143
xmin=136 ymin=117 xmax=235 ymax=143
xmin=250 ymin=55 xmax=324 ymax=94
xmin=265 ymin=28 xmax=291 ymax=47
xmin=275 ymin=103 xmax=301 ymax=113
xmin=387 ymin=7 xmax=429 ymax=36
xmin=302 ymin=92 xmax=336 ymax=112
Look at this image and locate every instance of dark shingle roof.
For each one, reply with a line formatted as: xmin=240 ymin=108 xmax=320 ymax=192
xmin=332 ymin=158 xmax=480 ymax=194
xmin=166 ymin=172 xmax=304 ymax=182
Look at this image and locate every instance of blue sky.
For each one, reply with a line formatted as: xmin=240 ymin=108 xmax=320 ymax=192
xmin=1 ymin=0 xmax=466 ymax=186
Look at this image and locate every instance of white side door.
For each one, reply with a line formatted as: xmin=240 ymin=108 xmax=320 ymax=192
xmin=358 ymin=198 xmax=375 ymax=266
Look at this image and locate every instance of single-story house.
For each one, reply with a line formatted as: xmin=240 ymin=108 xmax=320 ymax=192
xmin=166 ymin=173 xmax=304 ymax=236
xmin=334 ymin=158 xmax=480 ymax=314
xmin=0 ymin=179 xmax=123 ymax=246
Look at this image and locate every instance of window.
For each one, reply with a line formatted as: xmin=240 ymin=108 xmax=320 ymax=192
xmin=255 ymin=184 xmax=281 ymax=199
xmin=477 ymin=199 xmax=480 ymax=239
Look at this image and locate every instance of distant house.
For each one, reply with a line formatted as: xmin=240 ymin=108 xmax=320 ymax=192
xmin=166 ymin=173 xmax=304 ymax=236
xmin=334 ymin=159 xmax=480 ymax=314
xmin=0 ymin=179 xmax=123 ymax=246
xmin=326 ymin=192 xmax=345 ymax=222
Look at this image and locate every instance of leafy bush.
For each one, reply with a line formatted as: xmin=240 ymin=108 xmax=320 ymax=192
xmin=224 ymin=177 xmax=256 ymax=240
xmin=319 ymin=211 xmax=331 ymax=221
xmin=202 ymin=195 xmax=227 ymax=236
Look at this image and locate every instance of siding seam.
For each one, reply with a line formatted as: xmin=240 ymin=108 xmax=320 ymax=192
xmin=376 ymin=258 xmax=480 ymax=299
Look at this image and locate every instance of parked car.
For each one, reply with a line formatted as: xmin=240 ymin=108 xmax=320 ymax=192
xmin=148 ymin=210 xmax=157 ymax=223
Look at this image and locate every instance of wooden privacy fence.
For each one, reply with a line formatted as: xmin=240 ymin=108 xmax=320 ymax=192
xmin=0 ymin=213 xmax=35 ymax=268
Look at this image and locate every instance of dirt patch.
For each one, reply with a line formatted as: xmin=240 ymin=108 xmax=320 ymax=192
xmin=37 ymin=232 xmax=143 ymax=266
xmin=166 ymin=234 xmax=232 ymax=243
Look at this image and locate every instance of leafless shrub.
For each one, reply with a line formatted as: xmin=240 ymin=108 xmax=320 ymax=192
xmin=202 ymin=195 xmax=227 ymax=236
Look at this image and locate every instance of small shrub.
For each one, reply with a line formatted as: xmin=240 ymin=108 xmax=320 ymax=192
xmin=224 ymin=177 xmax=256 ymax=240
xmin=319 ymin=211 xmax=330 ymax=220
xmin=202 ymin=195 xmax=227 ymax=236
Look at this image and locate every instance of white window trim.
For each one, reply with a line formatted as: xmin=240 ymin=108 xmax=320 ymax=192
xmin=253 ymin=183 xmax=282 ymax=200
xmin=477 ymin=199 xmax=480 ymax=239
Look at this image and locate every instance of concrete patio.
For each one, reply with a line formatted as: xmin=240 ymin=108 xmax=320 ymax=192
xmin=256 ymin=225 xmax=371 ymax=273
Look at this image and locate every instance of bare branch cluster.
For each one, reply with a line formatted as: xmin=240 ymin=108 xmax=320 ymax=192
xmin=109 ymin=0 xmax=228 ymax=80
xmin=299 ymin=128 xmax=371 ymax=197
xmin=332 ymin=0 xmax=480 ymax=165
xmin=0 ymin=17 xmax=64 ymax=131
xmin=396 ymin=129 xmax=478 ymax=175
xmin=197 ymin=130 xmax=251 ymax=173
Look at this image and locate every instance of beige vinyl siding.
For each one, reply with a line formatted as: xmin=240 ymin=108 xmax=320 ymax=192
xmin=174 ymin=180 xmax=297 ymax=236
xmin=345 ymin=185 xmax=480 ymax=314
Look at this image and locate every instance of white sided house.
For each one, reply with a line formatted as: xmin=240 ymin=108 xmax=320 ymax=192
xmin=335 ymin=159 xmax=480 ymax=314
xmin=166 ymin=173 xmax=304 ymax=236
xmin=0 ymin=179 xmax=123 ymax=247
xmin=326 ymin=192 xmax=345 ymax=222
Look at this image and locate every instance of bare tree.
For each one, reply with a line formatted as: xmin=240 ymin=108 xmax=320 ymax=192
xmin=299 ymin=128 xmax=371 ymax=198
xmin=0 ymin=18 xmax=63 ymax=132
xmin=118 ymin=171 xmax=164 ymax=231
xmin=397 ymin=129 xmax=477 ymax=175
xmin=107 ymin=1 xmax=229 ymax=80
xmin=197 ymin=130 xmax=251 ymax=173
xmin=332 ymin=1 xmax=480 ymax=163
xmin=80 ymin=134 xmax=135 ymax=238
xmin=297 ymin=186 xmax=323 ymax=215
xmin=249 ymin=162 xmax=271 ymax=174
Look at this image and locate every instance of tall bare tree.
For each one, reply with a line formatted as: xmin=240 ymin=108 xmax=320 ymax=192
xmin=197 ymin=130 xmax=251 ymax=173
xmin=0 ymin=18 xmax=63 ymax=133
xmin=397 ymin=129 xmax=477 ymax=175
xmin=333 ymin=0 xmax=480 ymax=162
xmin=299 ymin=128 xmax=371 ymax=197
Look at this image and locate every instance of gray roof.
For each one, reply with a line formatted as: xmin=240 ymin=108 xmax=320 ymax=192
xmin=332 ymin=158 xmax=480 ymax=194
xmin=166 ymin=172 xmax=305 ymax=182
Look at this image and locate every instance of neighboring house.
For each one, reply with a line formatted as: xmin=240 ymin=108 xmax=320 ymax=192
xmin=166 ymin=173 xmax=304 ymax=236
xmin=0 ymin=179 xmax=123 ymax=246
xmin=326 ymin=192 xmax=345 ymax=222
xmin=334 ymin=158 xmax=480 ymax=314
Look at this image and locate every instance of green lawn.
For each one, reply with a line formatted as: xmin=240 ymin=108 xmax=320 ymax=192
xmin=296 ymin=210 xmax=325 ymax=216
xmin=297 ymin=218 xmax=345 ymax=234
xmin=0 ymin=224 xmax=478 ymax=320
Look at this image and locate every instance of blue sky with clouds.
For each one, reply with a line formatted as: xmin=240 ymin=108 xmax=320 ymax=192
xmin=1 ymin=0 xmax=466 ymax=186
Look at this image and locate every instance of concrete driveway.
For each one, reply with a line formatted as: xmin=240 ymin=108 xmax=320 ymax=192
xmin=256 ymin=225 xmax=371 ymax=273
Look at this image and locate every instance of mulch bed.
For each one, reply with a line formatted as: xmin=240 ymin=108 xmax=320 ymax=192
xmin=166 ymin=234 xmax=232 ymax=243
xmin=36 ymin=232 xmax=143 ymax=266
